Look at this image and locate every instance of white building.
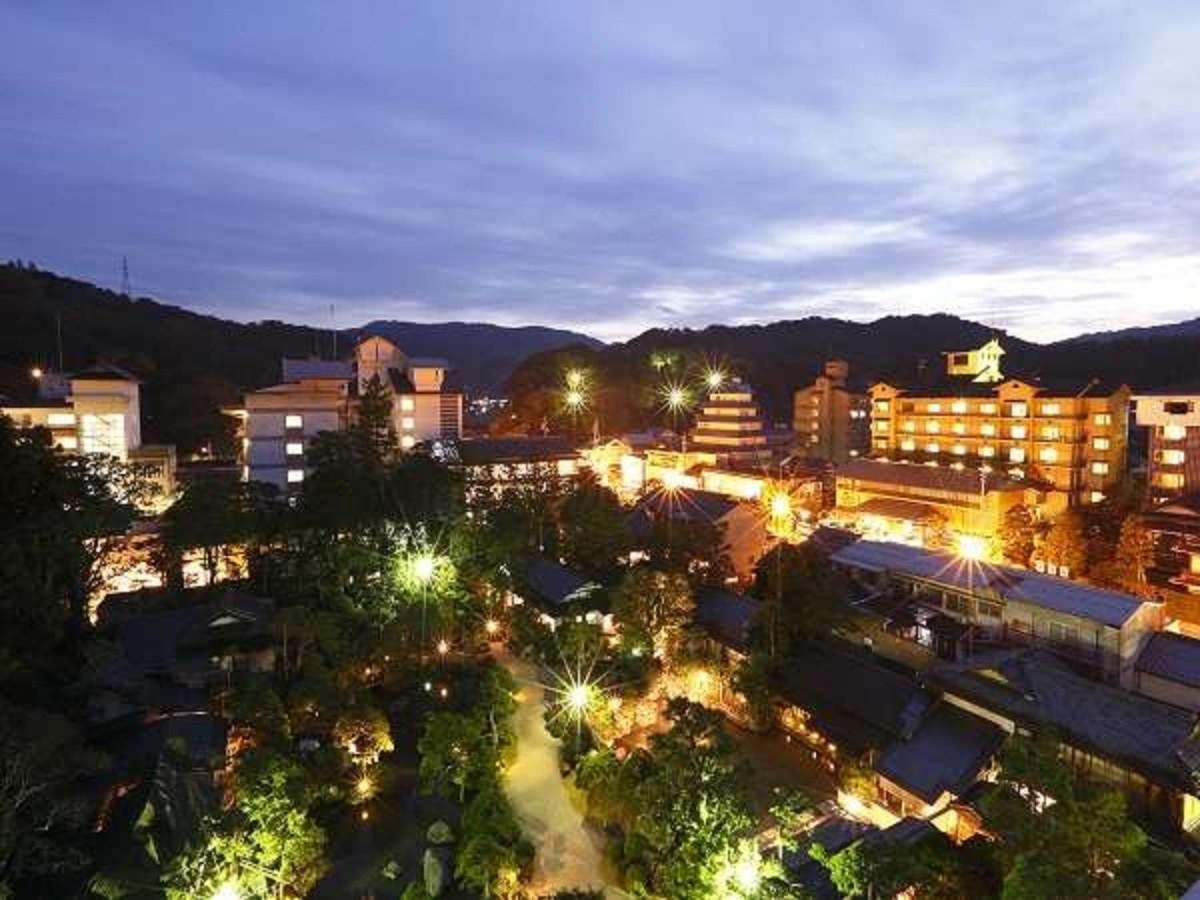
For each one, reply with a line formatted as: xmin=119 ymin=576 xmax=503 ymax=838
xmin=228 ymin=335 xmax=463 ymax=492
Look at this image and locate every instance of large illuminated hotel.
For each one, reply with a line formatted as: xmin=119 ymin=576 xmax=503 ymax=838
xmin=867 ymin=340 xmax=1129 ymax=506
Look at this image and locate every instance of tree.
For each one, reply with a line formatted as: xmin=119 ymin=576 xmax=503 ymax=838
xmin=1039 ymin=510 xmax=1087 ymax=577
xmin=1111 ymin=515 xmax=1154 ymax=596
xmin=160 ymin=477 xmax=252 ymax=587
xmin=999 ymin=504 xmax=1041 ymax=567
xmin=558 ymin=479 xmax=632 ymax=573
xmin=332 ymin=705 xmax=395 ymax=767
xmin=611 ymin=567 xmax=694 ymax=663
xmin=751 ymin=544 xmax=852 ymax=658
xmin=418 ymin=712 xmax=488 ymax=803
xmin=731 ymin=652 xmax=775 ymax=731
xmin=356 ymin=374 xmax=398 ymax=465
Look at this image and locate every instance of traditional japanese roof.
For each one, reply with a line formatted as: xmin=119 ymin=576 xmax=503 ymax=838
xmin=928 ymin=648 xmax=1200 ymax=791
xmin=695 ymin=588 xmax=758 ymax=652
xmin=876 ymin=702 xmax=1005 ymax=804
xmin=455 ymin=436 xmax=576 ymax=466
xmin=853 ymin=497 xmax=938 ymax=522
xmin=874 ymin=370 xmax=1126 ymax=398
xmin=281 ymin=358 xmax=354 ymax=382
xmin=836 ymin=458 xmax=1023 ymax=494
xmin=521 ymin=557 xmax=596 ymax=609
xmin=1136 ymin=632 xmax=1200 ymax=689
xmin=832 ymin=540 xmax=1146 ymax=628
xmin=407 ymin=356 xmax=451 ymax=368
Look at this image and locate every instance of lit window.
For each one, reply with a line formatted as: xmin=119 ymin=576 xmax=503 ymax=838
xmin=1090 ymin=491 xmax=1106 ymax=504
xmin=1011 ymin=425 xmax=1027 ymax=439
xmin=285 ymin=414 xmax=303 ymax=429
xmin=1163 ymin=449 xmax=1186 ymax=465
xmin=1093 ymin=437 xmax=1111 ymax=450
xmin=402 ymin=416 xmax=416 ymax=430
xmin=1164 ymin=424 xmax=1187 ymax=441
xmin=874 ymin=401 xmax=890 ymax=414
xmin=951 ymin=400 xmax=967 ymax=414
xmin=286 ymin=442 xmax=303 ymax=456
xmin=953 ymin=444 xmax=967 ymax=456
xmin=1039 ymin=447 xmax=1058 ymax=463
xmin=287 ymin=469 xmax=305 ymax=483
xmin=47 ymin=412 xmax=76 ymax=427
xmin=874 ymin=420 xmax=888 ymax=432
xmin=927 ymin=403 xmax=942 ymax=413
xmin=1190 ymin=552 xmax=1200 ymax=576
xmin=925 ymin=442 xmax=941 ymax=454
xmin=980 ymin=403 xmax=997 ymax=414
xmin=1161 ymin=473 xmax=1185 ymax=489
xmin=1010 ymin=467 xmax=1025 ymax=479
xmin=1041 ymin=402 xmax=1061 ymax=415
xmin=1041 ymin=426 xmax=1060 ymax=440
xmin=1010 ymin=403 xmax=1027 ymax=417
xmin=1091 ymin=461 xmax=1109 ymax=475
xmin=980 ymin=445 xmax=995 ymax=458
xmin=873 ymin=439 xmax=888 ymax=449
xmin=952 ymin=422 xmax=966 ymax=435
xmin=900 ymin=439 xmax=916 ymax=452
xmin=902 ymin=420 xmax=916 ymax=433
xmin=400 ymin=397 xmax=415 ymax=412
xmin=980 ymin=423 xmax=996 ymax=436
xmin=57 ymin=435 xmax=78 ymax=450
xmin=926 ymin=420 xmax=940 ymax=434
xmin=401 ymin=435 xmax=415 ymax=450
xmin=1010 ymin=447 xmax=1026 ymax=463
xmin=1094 ymin=413 xmax=1113 ymax=427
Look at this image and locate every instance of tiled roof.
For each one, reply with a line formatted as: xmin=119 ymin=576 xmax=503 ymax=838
xmin=1136 ymin=632 xmax=1200 ymax=689
xmin=875 ymin=371 xmax=1126 ymax=398
xmin=695 ymin=588 xmax=758 ymax=652
xmin=876 ymin=702 xmax=1005 ymax=804
xmin=282 ymin=358 xmax=354 ymax=382
xmin=836 ymin=458 xmax=1023 ymax=494
xmin=522 ymin=557 xmax=594 ymax=608
xmin=832 ymin=540 xmax=1146 ymax=628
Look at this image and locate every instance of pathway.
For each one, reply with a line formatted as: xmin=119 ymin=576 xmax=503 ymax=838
xmin=499 ymin=653 xmax=626 ymax=898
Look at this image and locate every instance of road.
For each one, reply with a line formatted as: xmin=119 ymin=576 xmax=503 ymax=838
xmin=500 ymin=653 xmax=626 ymax=898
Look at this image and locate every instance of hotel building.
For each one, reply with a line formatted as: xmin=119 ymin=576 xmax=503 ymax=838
xmin=1133 ymin=389 xmax=1200 ymax=505
xmin=228 ymin=335 xmax=463 ymax=492
xmin=868 ymin=341 xmax=1129 ymax=506
xmin=793 ymin=359 xmax=870 ymax=464
xmin=688 ymin=379 xmax=772 ymax=466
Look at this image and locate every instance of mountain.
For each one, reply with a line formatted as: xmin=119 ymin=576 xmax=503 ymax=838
xmin=1064 ymin=317 xmax=1200 ymax=344
xmin=0 ymin=263 xmax=598 ymax=453
xmin=359 ymin=320 xmax=601 ymax=393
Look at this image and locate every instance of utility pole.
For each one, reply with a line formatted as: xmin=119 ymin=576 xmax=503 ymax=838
xmin=121 ymin=256 xmax=131 ymax=296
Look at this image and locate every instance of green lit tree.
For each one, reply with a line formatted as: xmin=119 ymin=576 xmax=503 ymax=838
xmin=611 ymin=567 xmax=694 ymax=664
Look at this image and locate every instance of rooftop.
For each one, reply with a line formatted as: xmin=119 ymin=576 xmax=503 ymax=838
xmin=875 ymin=702 xmax=1005 ymax=804
xmin=832 ymin=540 xmax=1146 ymax=628
xmin=874 ymin=370 xmax=1126 ymax=399
xmin=69 ymin=362 xmax=141 ymax=382
xmin=837 ymin=458 xmax=1024 ymax=494
xmin=281 ymin=358 xmax=354 ymax=382
xmin=694 ymin=588 xmax=758 ymax=652
xmin=455 ymin=436 xmax=577 ymax=465
xmin=1136 ymin=632 xmax=1200 ymax=689
xmin=521 ymin=557 xmax=596 ymax=609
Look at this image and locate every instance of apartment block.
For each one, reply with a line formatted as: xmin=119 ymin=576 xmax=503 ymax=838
xmin=869 ymin=341 xmax=1129 ymax=505
xmin=1133 ymin=390 xmax=1200 ymax=504
xmin=793 ymin=359 xmax=870 ymax=464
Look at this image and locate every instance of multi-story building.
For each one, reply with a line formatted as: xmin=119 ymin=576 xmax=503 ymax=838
xmin=1 ymin=363 xmax=176 ymax=504
xmin=793 ymin=359 xmax=870 ymax=463
xmin=228 ymin=335 xmax=463 ymax=492
xmin=869 ymin=341 xmax=1129 ymax=506
xmin=1133 ymin=389 xmax=1200 ymax=505
xmin=688 ymin=379 xmax=771 ymax=466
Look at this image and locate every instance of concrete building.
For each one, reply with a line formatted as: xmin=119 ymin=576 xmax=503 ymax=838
xmin=228 ymin=335 xmax=463 ymax=492
xmin=1141 ymin=494 xmax=1200 ymax=628
xmin=793 ymin=359 xmax=870 ymax=464
xmin=869 ymin=341 xmax=1129 ymax=506
xmin=688 ymin=379 xmax=772 ymax=466
xmin=1133 ymin=388 xmax=1200 ymax=505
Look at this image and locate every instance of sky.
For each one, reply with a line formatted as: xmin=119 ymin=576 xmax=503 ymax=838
xmin=3 ymin=2 xmax=1200 ymax=343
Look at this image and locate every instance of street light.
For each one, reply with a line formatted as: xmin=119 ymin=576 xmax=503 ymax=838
xmin=956 ymin=534 xmax=987 ymax=561
xmin=565 ymin=388 xmax=584 ymax=409
xmin=211 ymin=881 xmax=241 ymax=900
xmin=484 ymin=618 xmax=500 ymax=636
xmin=567 ymin=682 xmax=591 ymax=714
xmin=705 ymin=368 xmax=726 ymax=390
xmin=413 ymin=554 xmax=436 ymax=583
xmin=565 ymin=369 xmax=585 ymax=390
xmin=29 ymin=366 xmax=43 ymax=380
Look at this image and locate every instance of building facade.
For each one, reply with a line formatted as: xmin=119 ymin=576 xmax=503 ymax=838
xmin=688 ymin=380 xmax=771 ymax=466
xmin=869 ymin=342 xmax=1129 ymax=506
xmin=793 ymin=359 xmax=870 ymax=464
xmin=1133 ymin=390 xmax=1200 ymax=505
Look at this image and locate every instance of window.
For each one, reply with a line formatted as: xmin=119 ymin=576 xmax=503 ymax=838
xmin=47 ymin=412 xmax=76 ymax=427
xmin=57 ymin=435 xmax=78 ymax=450
xmin=902 ymin=420 xmax=916 ymax=433
xmin=1009 ymin=402 xmax=1028 ymax=417
xmin=1090 ymin=491 xmax=1106 ymax=504
xmin=1190 ymin=552 xmax=1200 ymax=576
xmin=874 ymin=401 xmax=890 ymax=414
xmin=952 ymin=422 xmax=966 ymax=434
xmin=1039 ymin=447 xmax=1058 ymax=463
xmin=952 ymin=353 xmax=969 ymax=366
xmin=402 ymin=416 xmax=416 ymax=430
xmin=926 ymin=420 xmax=940 ymax=434
xmin=401 ymin=435 xmax=415 ymax=450
xmin=285 ymin=414 xmax=303 ymax=429
xmin=1010 ymin=425 xmax=1027 ymax=439
xmin=1165 ymin=401 xmax=1194 ymax=415
xmin=1041 ymin=426 xmax=1061 ymax=440
xmin=927 ymin=402 xmax=943 ymax=413
xmin=900 ymin=438 xmax=916 ymax=451
xmin=287 ymin=469 xmax=305 ymax=484
xmin=980 ymin=403 xmax=997 ymax=414
xmin=400 ymin=396 xmax=415 ymax=412
xmin=873 ymin=438 xmax=887 ymax=450
xmin=980 ymin=422 xmax=996 ymax=436
xmin=953 ymin=443 xmax=967 ymax=456
xmin=1160 ymin=473 xmax=1185 ymax=489
xmin=1010 ymin=467 xmax=1025 ymax=479
xmin=874 ymin=420 xmax=889 ymax=432
xmin=1094 ymin=413 xmax=1112 ymax=426
xmin=980 ymin=445 xmax=995 ymax=458
xmin=1163 ymin=449 xmax=1186 ymax=465
xmin=951 ymin=400 xmax=967 ymax=414
xmin=944 ymin=595 xmax=971 ymax=617
xmin=1164 ymin=424 xmax=1187 ymax=441
xmin=1093 ymin=437 xmax=1111 ymax=451
xmin=978 ymin=600 xmax=1002 ymax=619
xmin=925 ymin=442 xmax=941 ymax=454
xmin=1010 ymin=447 xmax=1026 ymax=462
xmin=285 ymin=442 xmax=303 ymax=456
xmin=1048 ymin=622 xmax=1078 ymax=645
xmin=1091 ymin=461 xmax=1110 ymax=475
xmin=1041 ymin=402 xmax=1061 ymax=415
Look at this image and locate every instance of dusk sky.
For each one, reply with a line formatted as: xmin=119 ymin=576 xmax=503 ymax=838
xmin=3 ymin=2 xmax=1200 ymax=343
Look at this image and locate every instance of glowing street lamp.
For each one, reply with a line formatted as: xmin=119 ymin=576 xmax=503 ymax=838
xmin=665 ymin=386 xmax=688 ymax=411
xmin=484 ymin=618 xmax=500 ymax=636
xmin=30 ymin=366 xmax=43 ymax=380
xmin=705 ymin=368 xmax=726 ymax=390
xmin=211 ymin=882 xmax=241 ymax=900
xmin=436 ymin=638 xmax=450 ymax=657
xmin=769 ymin=491 xmax=792 ymax=519
xmin=565 ymin=368 xmax=585 ymax=390
xmin=567 ymin=682 xmax=591 ymax=714
xmin=956 ymin=534 xmax=988 ymax=561
xmin=413 ymin=554 xmax=436 ymax=583
xmin=565 ymin=388 xmax=585 ymax=410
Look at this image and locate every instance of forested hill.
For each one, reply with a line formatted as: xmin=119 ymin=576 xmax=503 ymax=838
xmin=0 ymin=264 xmax=597 ymax=452
xmin=502 ymin=314 xmax=1200 ymax=435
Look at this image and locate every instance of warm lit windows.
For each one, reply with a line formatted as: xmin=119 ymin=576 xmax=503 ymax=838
xmin=401 ymin=435 xmax=415 ymax=450
xmin=925 ymin=442 xmax=941 ymax=454
xmin=1041 ymin=426 xmax=1061 ymax=440
xmin=953 ymin=443 xmax=967 ymax=456
xmin=402 ymin=416 xmax=416 ymax=430
xmin=1163 ymin=449 xmax=1186 ymax=465
xmin=926 ymin=420 xmax=940 ymax=434
xmin=286 ymin=442 xmax=303 ymax=456
xmin=57 ymin=435 xmax=78 ymax=450
xmin=1094 ymin=413 xmax=1113 ymax=427
xmin=927 ymin=402 xmax=943 ymax=413
xmin=1160 ymin=473 xmax=1185 ymax=489
xmin=1010 ymin=447 xmax=1026 ymax=463
xmin=874 ymin=420 xmax=888 ymax=432
xmin=980 ymin=403 xmax=997 ymax=414
xmin=1041 ymin=402 xmax=1061 ymax=416
xmin=1093 ymin=437 xmax=1111 ymax=451
xmin=1090 ymin=491 xmax=1106 ymax=504
xmin=1164 ymin=424 xmax=1187 ymax=441
xmin=1010 ymin=425 xmax=1027 ymax=439
xmin=1009 ymin=467 xmax=1025 ymax=479
xmin=47 ymin=412 xmax=76 ymax=427
xmin=287 ymin=469 xmax=305 ymax=483
xmin=980 ymin=445 xmax=995 ymax=458
xmin=1009 ymin=403 xmax=1028 ymax=417
xmin=980 ymin=423 xmax=996 ymax=437
xmin=1038 ymin=447 xmax=1058 ymax=463
xmin=400 ymin=396 xmax=415 ymax=412
xmin=1190 ymin=552 xmax=1200 ymax=576
xmin=874 ymin=401 xmax=890 ymax=414
xmin=900 ymin=438 xmax=916 ymax=451
xmin=902 ymin=420 xmax=916 ymax=433
xmin=1091 ymin=461 xmax=1110 ymax=475
xmin=873 ymin=439 xmax=888 ymax=450
xmin=952 ymin=422 xmax=966 ymax=435
xmin=951 ymin=400 xmax=967 ymax=414
xmin=285 ymin=414 xmax=303 ymax=429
